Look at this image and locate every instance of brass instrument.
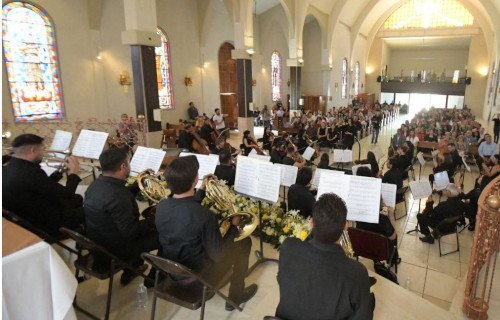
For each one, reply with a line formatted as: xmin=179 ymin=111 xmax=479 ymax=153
xmin=205 ymin=179 xmax=259 ymax=241
xmin=340 ymin=230 xmax=355 ymax=259
xmin=44 ymin=149 xmax=99 ymax=173
xmin=136 ymin=170 xmax=171 ymax=204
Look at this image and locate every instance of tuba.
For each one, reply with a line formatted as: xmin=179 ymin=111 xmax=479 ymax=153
xmin=136 ymin=170 xmax=170 ymax=204
xmin=205 ymin=179 xmax=259 ymax=241
xmin=340 ymin=230 xmax=355 ymax=259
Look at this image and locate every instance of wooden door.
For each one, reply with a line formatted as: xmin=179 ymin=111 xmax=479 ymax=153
xmin=218 ymin=42 xmax=238 ymax=129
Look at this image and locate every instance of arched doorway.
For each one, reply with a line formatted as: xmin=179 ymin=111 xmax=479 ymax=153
xmin=218 ymin=42 xmax=238 ymax=129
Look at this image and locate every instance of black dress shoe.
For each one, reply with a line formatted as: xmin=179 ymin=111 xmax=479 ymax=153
xmin=419 ymin=235 xmax=435 ymax=244
xmin=120 ymin=264 xmax=147 ymax=286
xmin=225 ymin=284 xmax=258 ymax=311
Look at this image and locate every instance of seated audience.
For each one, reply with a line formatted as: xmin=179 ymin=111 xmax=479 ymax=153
xmin=214 ymin=149 xmax=236 ymax=186
xmin=155 ymin=156 xmax=257 ymax=311
xmin=276 ymin=193 xmax=374 ymax=320
xmin=477 ymin=134 xmax=497 ymax=166
xmin=417 ymin=183 xmax=467 ymax=243
xmin=287 ymin=167 xmax=316 ymax=218
xmin=84 ymin=148 xmax=159 ymax=285
xmin=2 ymin=134 xmax=84 ymax=236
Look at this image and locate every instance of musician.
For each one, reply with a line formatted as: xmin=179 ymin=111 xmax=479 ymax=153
xmin=178 ymin=124 xmax=195 ymax=151
xmin=187 ymin=101 xmax=199 ymax=120
xmin=417 ymin=183 xmax=467 ymax=244
xmin=262 ymin=126 xmax=274 ymax=153
xmin=156 ymin=156 xmax=258 ymax=311
xmin=84 ymin=148 xmax=159 ymax=286
xmin=200 ymin=117 xmax=216 ymax=148
xmin=381 ymin=159 xmax=403 ymax=190
xmin=2 ymin=134 xmax=85 ymax=236
xmin=212 ymin=108 xmax=226 ymax=133
xmin=270 ymin=138 xmax=286 ymax=164
xmin=287 ymin=167 xmax=316 ymax=218
xmin=317 ymin=153 xmax=334 ymax=170
xmin=117 ymin=113 xmax=137 ymax=147
xmin=214 ymin=149 xmax=236 ymax=186
xmin=317 ymin=121 xmax=328 ymax=147
xmin=371 ymin=111 xmax=382 ymax=145
xmin=296 ymin=129 xmax=311 ymax=154
xmin=242 ymin=130 xmax=259 ymax=156
xmin=276 ymin=193 xmax=374 ymax=320
xmin=342 ymin=118 xmax=356 ymax=150
xmin=282 ymin=146 xmax=305 ymax=168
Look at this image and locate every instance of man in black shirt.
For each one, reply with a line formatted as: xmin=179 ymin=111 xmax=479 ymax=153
xmin=382 ymin=159 xmax=404 ymax=190
xmin=270 ymin=139 xmax=286 ymax=164
xmin=371 ymin=111 xmax=382 ymax=144
xmin=2 ymin=134 xmax=84 ymax=236
xmin=448 ymin=143 xmax=462 ymax=170
xmin=287 ymin=167 xmax=316 ymax=218
xmin=84 ymin=148 xmax=159 ymax=285
xmin=200 ymin=117 xmax=215 ymax=148
xmin=156 ymin=156 xmax=257 ymax=311
xmin=214 ymin=149 xmax=235 ymax=186
xmin=178 ymin=124 xmax=194 ymax=151
xmin=276 ymin=193 xmax=374 ymax=320
xmin=187 ymin=101 xmax=199 ymax=120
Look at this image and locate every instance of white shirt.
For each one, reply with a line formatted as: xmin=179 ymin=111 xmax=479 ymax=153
xmin=407 ymin=136 xmax=420 ymax=145
xmin=212 ymin=114 xmax=225 ymax=130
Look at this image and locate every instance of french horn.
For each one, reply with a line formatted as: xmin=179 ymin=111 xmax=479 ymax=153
xmin=205 ymin=179 xmax=259 ymax=241
xmin=340 ymin=230 xmax=355 ymax=259
xmin=136 ymin=170 xmax=170 ymax=204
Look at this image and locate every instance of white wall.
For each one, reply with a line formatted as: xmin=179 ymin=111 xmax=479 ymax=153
xmin=388 ymin=48 xmax=469 ymax=78
xmin=302 ymin=20 xmax=323 ymax=95
xmin=465 ymin=34 xmax=489 ymax=118
xmin=330 ymin=22 xmax=351 ymax=107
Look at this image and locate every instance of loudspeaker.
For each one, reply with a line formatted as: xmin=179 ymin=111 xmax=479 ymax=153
xmin=377 ymin=76 xmax=382 ymax=83
xmin=465 ymin=77 xmax=471 ymax=85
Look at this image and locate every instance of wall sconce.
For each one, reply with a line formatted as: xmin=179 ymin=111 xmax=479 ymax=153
xmin=2 ymin=131 xmax=11 ymax=140
xmin=298 ymin=58 xmax=304 ymax=65
xmin=334 ymin=82 xmax=339 ymax=91
xmin=184 ymin=76 xmax=193 ymax=87
xmin=366 ymin=66 xmax=374 ymax=75
xmin=246 ymin=48 xmax=255 ymax=56
xmin=119 ymin=71 xmax=132 ymax=93
xmin=252 ymin=79 xmax=257 ymax=87
xmin=329 ymin=64 xmax=333 ymax=70
xmin=479 ymin=67 xmax=489 ymax=77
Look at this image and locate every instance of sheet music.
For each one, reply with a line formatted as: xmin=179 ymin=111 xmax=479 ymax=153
xmin=409 ymin=179 xmax=432 ymax=200
xmin=234 ymin=155 xmax=281 ymax=203
xmin=417 ymin=152 xmax=425 ymax=166
xmin=434 ymin=171 xmax=450 ymax=191
xmin=274 ymin=163 xmax=298 ymax=187
xmin=302 ymin=147 xmax=315 ymax=161
xmin=381 ymin=183 xmax=397 ymax=208
xmin=317 ymin=173 xmax=381 ymax=223
xmin=179 ymin=152 xmax=219 ymax=183
xmin=248 ymin=152 xmax=271 ymax=162
xmin=352 ymin=164 xmax=371 ymax=176
xmin=333 ymin=149 xmax=353 ymax=163
xmin=50 ymin=130 xmax=72 ymax=152
xmin=129 ymin=146 xmax=166 ymax=177
xmin=311 ymin=168 xmax=344 ymax=188
xmin=72 ymin=130 xmax=109 ymax=159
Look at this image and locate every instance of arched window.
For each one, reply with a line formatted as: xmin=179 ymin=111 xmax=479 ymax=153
xmin=2 ymin=2 xmax=65 ymax=122
xmin=341 ymin=58 xmax=348 ymax=99
xmin=155 ymin=27 xmax=174 ymax=109
xmin=354 ymin=61 xmax=360 ymax=97
xmin=271 ymin=51 xmax=282 ymax=102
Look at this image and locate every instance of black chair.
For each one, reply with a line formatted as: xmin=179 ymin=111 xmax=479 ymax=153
xmin=348 ymin=227 xmax=398 ymax=273
xmin=435 ymin=216 xmax=461 ymax=256
xmin=59 ymin=227 xmax=148 ymax=320
xmin=263 ymin=317 xmax=284 ymax=320
xmin=141 ymin=253 xmax=242 ymax=320
xmin=395 ymin=186 xmax=409 ymax=220
xmin=2 ymin=209 xmax=77 ymax=254
xmin=403 ymin=164 xmax=415 ymax=181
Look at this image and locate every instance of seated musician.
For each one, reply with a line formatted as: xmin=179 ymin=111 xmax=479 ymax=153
xmin=287 ymin=167 xmax=316 ymax=218
xmin=381 ymin=159 xmax=403 ymax=190
xmin=200 ymin=117 xmax=216 ymax=149
xmin=242 ymin=130 xmax=259 ymax=156
xmin=262 ymin=126 xmax=275 ymax=153
xmin=155 ymin=156 xmax=257 ymax=311
xmin=317 ymin=153 xmax=333 ymax=170
xmin=270 ymin=138 xmax=286 ymax=164
xmin=214 ymin=149 xmax=236 ymax=186
xmin=2 ymin=134 xmax=84 ymax=236
xmin=178 ymin=124 xmax=195 ymax=151
xmin=84 ymin=148 xmax=159 ymax=285
xmin=391 ymin=144 xmax=412 ymax=174
xmin=282 ymin=146 xmax=305 ymax=168
xmin=116 ymin=113 xmax=137 ymax=147
xmin=417 ymin=183 xmax=466 ymax=244
xmin=317 ymin=121 xmax=328 ymax=147
xmin=276 ymin=193 xmax=374 ymax=320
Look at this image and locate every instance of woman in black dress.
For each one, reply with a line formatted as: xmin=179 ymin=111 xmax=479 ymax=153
xmin=342 ymin=118 xmax=356 ymax=150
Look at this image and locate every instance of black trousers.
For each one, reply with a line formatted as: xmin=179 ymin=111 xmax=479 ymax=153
xmin=416 ymin=213 xmax=442 ymax=236
xmin=494 ymin=127 xmax=499 ymax=143
xmin=200 ymin=237 xmax=252 ymax=301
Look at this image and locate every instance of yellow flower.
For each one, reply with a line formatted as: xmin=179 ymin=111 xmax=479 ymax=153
xmin=299 ymin=230 xmax=308 ymax=241
xmin=262 ymin=214 xmax=269 ymax=221
xmin=282 ymin=224 xmax=291 ymax=233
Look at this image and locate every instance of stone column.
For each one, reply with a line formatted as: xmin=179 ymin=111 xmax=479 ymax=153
xmin=232 ymin=49 xmax=254 ymax=133
xmin=287 ymin=58 xmax=302 ymax=111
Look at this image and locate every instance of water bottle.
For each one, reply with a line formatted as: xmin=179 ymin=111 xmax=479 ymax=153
xmin=405 ymin=277 xmax=411 ymax=291
xmin=136 ymin=282 xmax=148 ymax=309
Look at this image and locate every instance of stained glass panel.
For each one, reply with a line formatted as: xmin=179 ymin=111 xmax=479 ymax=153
xmin=155 ymin=28 xmax=174 ymax=109
xmin=2 ymin=2 xmax=65 ymax=122
xmin=271 ymin=51 xmax=282 ymax=102
xmin=341 ymin=58 xmax=348 ymax=99
xmin=354 ymin=61 xmax=360 ymax=97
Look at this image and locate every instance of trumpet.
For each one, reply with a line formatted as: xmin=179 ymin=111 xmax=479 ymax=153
xmin=44 ymin=149 xmax=99 ymax=173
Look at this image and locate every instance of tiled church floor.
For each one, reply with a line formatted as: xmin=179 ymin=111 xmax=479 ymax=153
xmin=67 ymin=115 xmax=498 ymax=319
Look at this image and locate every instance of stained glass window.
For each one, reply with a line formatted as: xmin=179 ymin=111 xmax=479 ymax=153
xmin=383 ymin=0 xmax=473 ymax=30
xmin=341 ymin=58 xmax=348 ymax=99
xmin=155 ymin=27 xmax=174 ymax=109
xmin=271 ymin=51 xmax=282 ymax=102
xmin=2 ymin=2 xmax=65 ymax=122
xmin=354 ymin=61 xmax=360 ymax=97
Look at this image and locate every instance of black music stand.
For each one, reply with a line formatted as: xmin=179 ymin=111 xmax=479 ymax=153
xmin=406 ymin=180 xmax=431 ymax=235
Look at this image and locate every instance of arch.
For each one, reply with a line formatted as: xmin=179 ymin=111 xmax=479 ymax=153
xmin=2 ymin=1 xmax=65 ymax=122
xmin=341 ymin=58 xmax=348 ymax=99
xmin=218 ymin=42 xmax=238 ymax=127
xmin=155 ymin=27 xmax=174 ymax=109
xmin=271 ymin=51 xmax=282 ymax=102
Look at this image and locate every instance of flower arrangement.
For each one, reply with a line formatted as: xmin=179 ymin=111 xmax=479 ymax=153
xmin=202 ymin=187 xmax=311 ymax=247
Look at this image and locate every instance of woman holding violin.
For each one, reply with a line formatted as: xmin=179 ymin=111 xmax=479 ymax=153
xmin=242 ymin=130 xmax=264 ymax=155
xmin=262 ymin=126 xmax=275 ymax=153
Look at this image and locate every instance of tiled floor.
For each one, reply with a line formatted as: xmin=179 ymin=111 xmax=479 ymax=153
xmin=68 ymin=115 xmax=498 ymax=319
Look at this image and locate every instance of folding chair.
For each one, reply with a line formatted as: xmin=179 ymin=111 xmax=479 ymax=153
xmin=142 ymin=253 xmax=242 ymax=320
xmin=435 ymin=216 xmax=461 ymax=256
xmin=60 ymin=227 xmax=148 ymax=320
xmin=348 ymin=227 xmax=398 ymax=273
xmin=2 ymin=209 xmax=77 ymax=254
